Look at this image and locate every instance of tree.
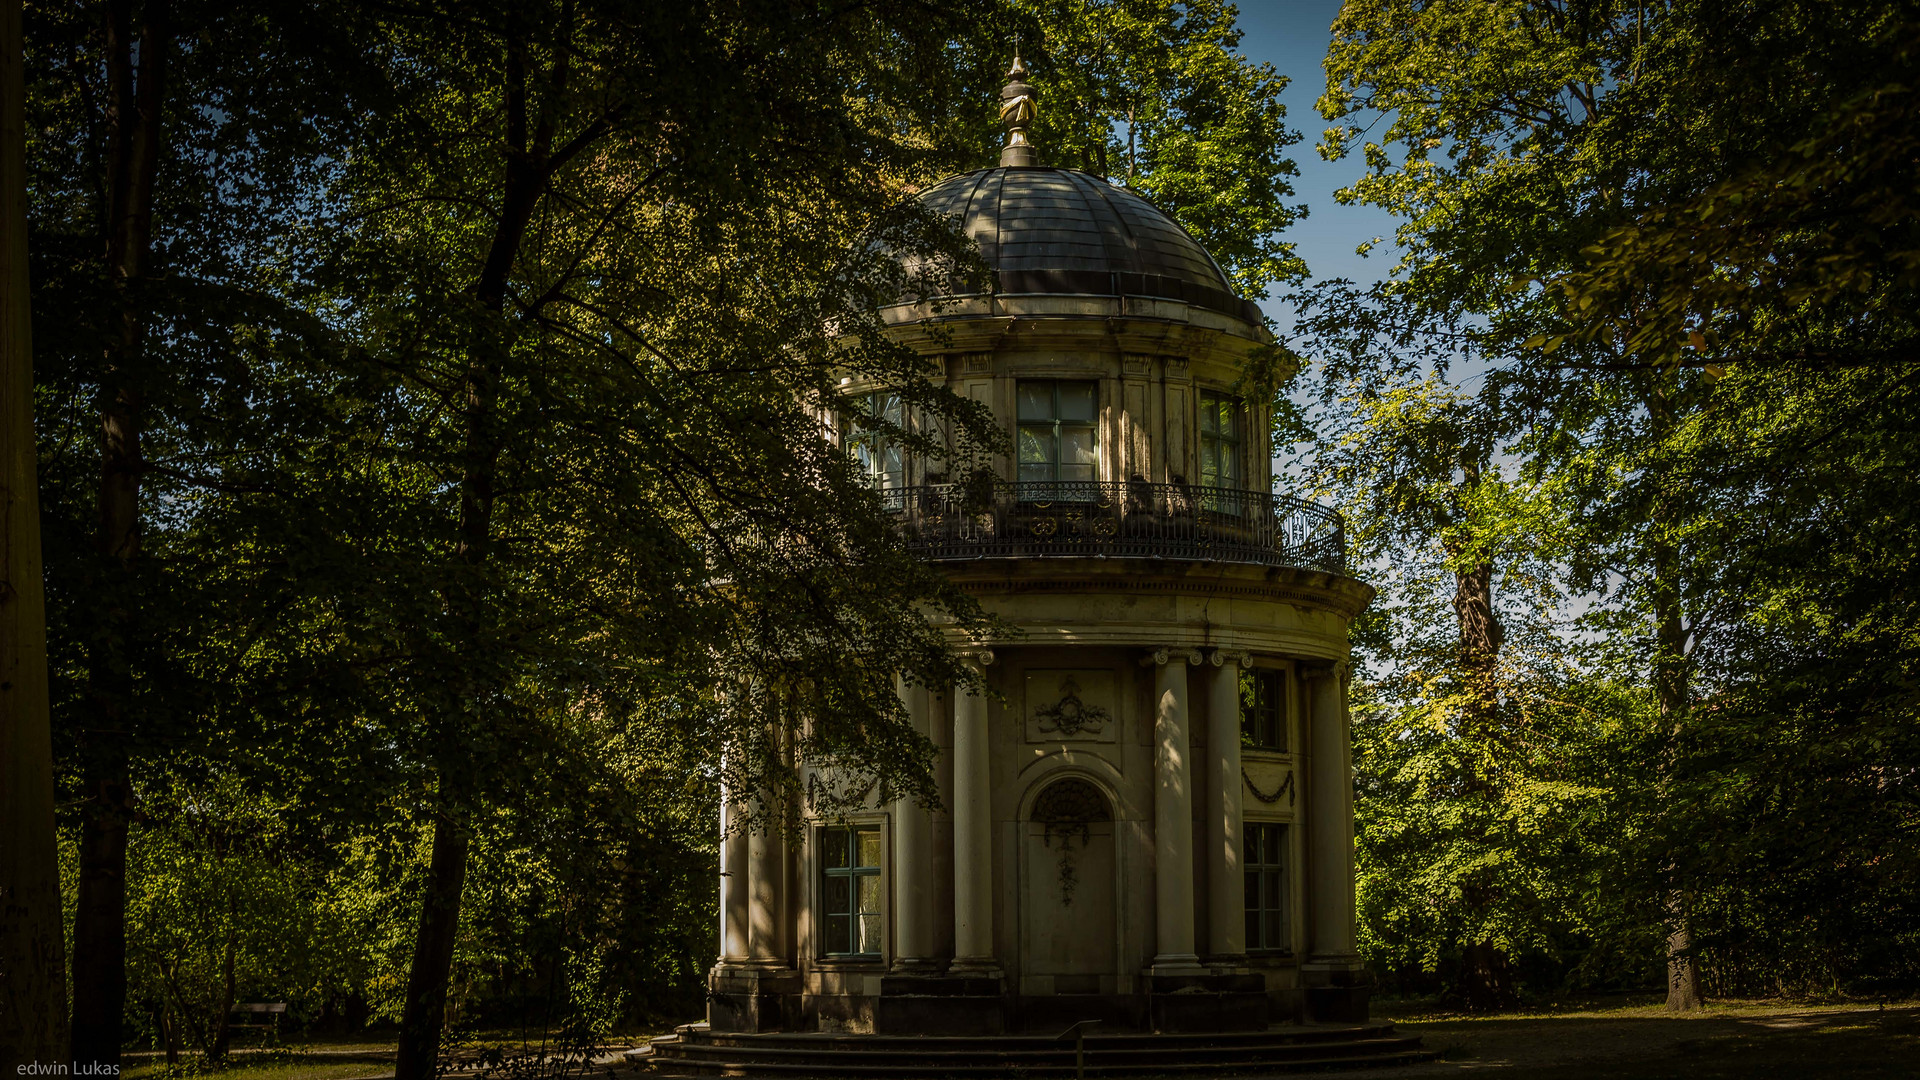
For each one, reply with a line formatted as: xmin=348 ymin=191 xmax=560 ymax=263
xmin=24 ymin=3 xmax=380 ymax=1066
xmin=266 ymin=6 xmax=1015 ymax=1074
xmin=1541 ymin=12 xmax=1920 ymax=997
xmin=1288 ymin=283 xmax=1608 ymax=1010
xmin=20 ymin=2 xmax=1316 ymax=1063
xmin=1 ymin=0 xmax=69 ymax=1067
xmin=1013 ymin=0 xmax=1307 ymax=292
xmin=124 ymin=774 xmax=350 ymax=1064
xmin=1315 ymin=0 xmax=1920 ymax=1006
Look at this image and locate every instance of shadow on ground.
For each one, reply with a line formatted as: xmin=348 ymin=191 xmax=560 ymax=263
xmin=1322 ymin=1001 xmax=1920 ymax=1080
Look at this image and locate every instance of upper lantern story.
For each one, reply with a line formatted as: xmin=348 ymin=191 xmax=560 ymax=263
xmin=848 ymin=58 xmax=1343 ymax=574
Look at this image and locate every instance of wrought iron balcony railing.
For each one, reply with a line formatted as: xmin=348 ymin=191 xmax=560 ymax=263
xmin=880 ymin=480 xmax=1347 ymax=575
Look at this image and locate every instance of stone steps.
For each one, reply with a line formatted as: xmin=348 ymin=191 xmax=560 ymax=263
xmin=632 ymin=1023 xmax=1434 ymax=1077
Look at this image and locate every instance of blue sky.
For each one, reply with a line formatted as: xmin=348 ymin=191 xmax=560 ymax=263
xmin=1228 ymin=1 xmax=1401 ymax=310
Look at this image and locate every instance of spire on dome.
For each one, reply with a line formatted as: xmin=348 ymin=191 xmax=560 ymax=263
xmin=998 ymin=53 xmax=1037 ymax=167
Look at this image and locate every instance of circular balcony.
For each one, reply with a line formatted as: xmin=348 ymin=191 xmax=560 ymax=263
xmin=882 ymin=480 xmax=1347 ymax=575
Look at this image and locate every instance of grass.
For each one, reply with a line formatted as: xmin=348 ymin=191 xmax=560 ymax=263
xmin=1323 ymin=997 xmax=1920 ymax=1079
xmin=117 ymin=1030 xmax=659 ymax=1080
xmin=121 ymin=1059 xmax=393 ymax=1080
xmin=118 ymin=1002 xmax=1920 ymax=1079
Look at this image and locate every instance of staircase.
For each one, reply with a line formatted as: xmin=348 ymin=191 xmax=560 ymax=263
xmin=630 ymin=1023 xmax=1433 ymax=1076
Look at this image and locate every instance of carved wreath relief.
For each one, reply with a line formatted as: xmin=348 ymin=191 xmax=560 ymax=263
xmin=1024 ymin=670 xmax=1118 ymax=744
xmin=1034 ymin=677 xmax=1110 ymax=737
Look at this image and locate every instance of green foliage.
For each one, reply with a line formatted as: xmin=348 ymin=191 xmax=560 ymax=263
xmin=25 ymin=0 xmax=1316 ymax=1043
xmin=1305 ymin=0 xmax=1920 ymax=1002
xmin=1011 ymin=0 xmax=1307 ymax=293
xmin=123 ymin=775 xmax=356 ymax=1060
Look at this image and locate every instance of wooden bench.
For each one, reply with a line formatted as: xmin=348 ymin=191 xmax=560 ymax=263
xmin=231 ymin=1003 xmax=288 ymax=1038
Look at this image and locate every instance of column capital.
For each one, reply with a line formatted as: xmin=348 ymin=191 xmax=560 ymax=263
xmin=1299 ymin=658 xmax=1351 ymax=682
xmin=961 ymin=647 xmax=996 ymax=667
xmin=1209 ymin=649 xmax=1251 ymax=667
xmin=1140 ymin=646 xmax=1203 ymax=667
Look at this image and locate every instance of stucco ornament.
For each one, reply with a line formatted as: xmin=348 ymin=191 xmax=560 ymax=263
xmin=1034 ymin=677 xmax=1110 ymax=737
xmin=1032 ymin=778 xmax=1111 ymax=907
xmin=1243 ymin=768 xmax=1295 ymax=807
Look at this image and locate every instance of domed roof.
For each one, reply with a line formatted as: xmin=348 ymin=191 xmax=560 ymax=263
xmin=906 ymin=166 xmax=1264 ymax=327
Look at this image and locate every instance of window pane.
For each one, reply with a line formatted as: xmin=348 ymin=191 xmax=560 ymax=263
xmin=1265 ymin=870 xmax=1282 ymax=910
xmin=879 ymin=392 xmax=903 ymax=425
xmin=1018 ymin=383 xmax=1053 ymax=421
xmin=825 ymin=913 xmax=851 ymax=955
xmin=858 ymin=876 xmax=883 ymax=916
xmin=825 ymin=829 xmax=850 ymax=869
xmin=1018 ymin=427 xmax=1054 ymax=465
xmin=857 ymin=913 xmax=883 ymax=955
xmin=823 ymin=874 xmax=850 ymax=916
xmin=1265 ymin=911 xmax=1282 ymax=950
xmin=1059 ymin=383 xmax=1096 ymax=422
xmin=1062 ymin=428 xmax=1096 ymax=466
xmin=1199 ymin=441 xmax=1222 ymax=486
xmin=1244 ymin=871 xmax=1260 ymax=910
xmin=1200 ymin=399 xmax=1218 ymax=435
xmin=1217 ymin=402 xmax=1236 ymax=439
xmin=1245 ymin=910 xmax=1259 ymax=947
xmin=1019 ymin=462 xmax=1054 ymax=483
xmin=856 ymin=828 xmax=882 ymax=869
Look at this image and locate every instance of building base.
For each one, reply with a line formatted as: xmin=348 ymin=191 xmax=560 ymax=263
xmin=874 ymin=974 xmax=1007 ymax=1034
xmin=1147 ymin=972 xmax=1270 ymax=1032
xmin=1301 ymin=959 xmax=1371 ymax=1024
xmin=707 ymin=964 xmax=802 ymax=1033
xmin=634 ymin=1020 xmax=1433 ymax=1075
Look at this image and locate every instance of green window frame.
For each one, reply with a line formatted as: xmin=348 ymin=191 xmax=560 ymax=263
xmin=1199 ymin=392 xmax=1241 ymax=490
xmin=1241 ymin=668 xmax=1287 ymax=751
xmin=849 ymin=391 xmax=906 ymax=491
xmin=820 ymin=825 xmax=883 ymax=958
xmin=1016 ymin=380 xmax=1098 ymax=485
xmin=1244 ymin=823 xmax=1289 ymax=952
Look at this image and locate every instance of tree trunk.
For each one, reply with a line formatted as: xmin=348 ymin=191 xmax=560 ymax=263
xmin=210 ymin=935 xmax=235 ymax=1062
xmin=1457 ymin=941 xmax=1516 ymax=1014
xmin=390 ymin=24 xmax=569 ymax=1078
xmin=1654 ymin=542 xmax=1703 ymax=1012
xmin=0 ymin=0 xmax=72 ymax=1070
xmin=393 ymin=820 xmax=472 ymax=1080
xmin=71 ymin=2 xmax=168 ymax=1071
xmin=68 ymin=770 xmax=131 ymax=1070
xmin=1664 ymin=888 xmax=1703 ymax=1011
xmin=1444 ymin=462 xmax=1517 ymax=1013
xmin=159 ymin=995 xmax=178 ymax=1065
xmin=1646 ymin=382 xmax=1704 ymax=1013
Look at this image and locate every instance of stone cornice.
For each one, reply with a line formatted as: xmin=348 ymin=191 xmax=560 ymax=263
xmin=873 ymin=298 xmax=1280 ymax=370
xmin=937 ymin=557 xmax=1375 ymax=621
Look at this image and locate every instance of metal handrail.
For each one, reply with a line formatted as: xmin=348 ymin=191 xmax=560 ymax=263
xmin=880 ymin=480 xmax=1347 ymax=575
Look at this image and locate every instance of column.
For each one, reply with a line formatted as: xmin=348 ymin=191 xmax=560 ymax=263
xmin=950 ymin=650 xmax=998 ymax=974
xmin=719 ymin=772 xmax=750 ymax=962
xmin=746 ymin=802 xmax=786 ymax=963
xmin=1206 ymin=651 xmax=1247 ymax=962
xmin=1145 ymin=646 xmax=1203 ymax=971
xmin=892 ymin=679 xmax=936 ymax=970
xmin=1305 ymin=664 xmax=1359 ymax=961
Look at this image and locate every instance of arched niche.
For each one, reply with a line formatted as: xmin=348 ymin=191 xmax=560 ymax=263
xmin=1020 ymin=775 xmax=1117 ymax=992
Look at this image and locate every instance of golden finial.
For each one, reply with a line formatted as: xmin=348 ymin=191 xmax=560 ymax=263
xmin=999 ymin=52 xmax=1037 ymax=167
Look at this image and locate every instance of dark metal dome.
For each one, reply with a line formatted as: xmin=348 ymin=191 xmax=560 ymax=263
xmin=906 ymin=167 xmax=1263 ymax=326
